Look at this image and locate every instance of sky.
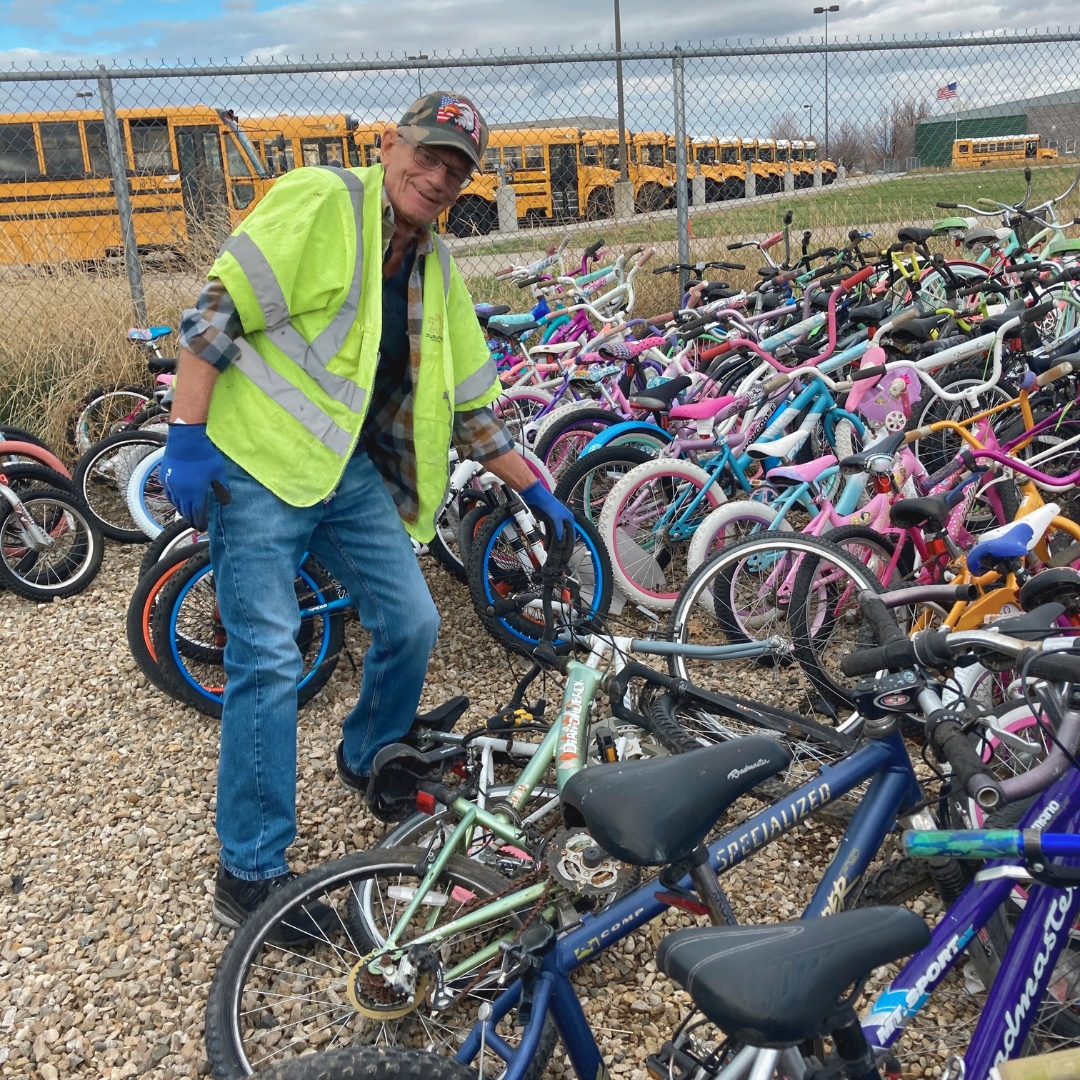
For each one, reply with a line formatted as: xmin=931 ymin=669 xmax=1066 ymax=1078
xmin=2 ymin=0 xmax=1079 ymax=64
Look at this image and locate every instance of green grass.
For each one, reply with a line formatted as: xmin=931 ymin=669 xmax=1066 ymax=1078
xmin=458 ymin=162 xmax=1080 ymax=259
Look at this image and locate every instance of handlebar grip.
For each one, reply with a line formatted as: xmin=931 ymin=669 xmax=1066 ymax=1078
xmin=626 ymin=245 xmax=644 ymax=260
xmin=719 ymin=261 xmax=747 ymax=271
xmin=932 ymin=720 xmax=1004 ymax=809
xmin=1016 ymin=648 xmax=1080 ymax=683
xmin=652 ymin=264 xmax=677 ymax=275
xmin=904 ymin=425 xmax=934 ymax=443
xmin=840 ymin=264 xmax=876 ymax=292
xmin=762 ymin=373 xmax=791 ymax=393
xmin=727 ymin=241 xmax=750 ymax=250
xmin=1021 ymin=299 xmax=1055 ymax=325
xmin=1036 ymin=360 xmax=1075 ymax=388
xmin=585 ymin=239 xmax=606 ymax=259
xmin=636 ymin=248 xmax=655 ymax=268
xmin=839 ymin=637 xmax=916 ymax=677
xmin=936 ymin=202 xmax=958 ymax=209
xmin=887 ymin=306 xmax=921 ymax=330
xmin=516 ymin=275 xmax=543 ymax=288
xmin=851 ymin=364 xmax=887 ymax=382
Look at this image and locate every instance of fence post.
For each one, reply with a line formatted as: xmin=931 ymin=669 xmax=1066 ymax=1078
xmin=672 ymin=49 xmax=690 ymax=291
xmin=97 ymin=64 xmax=147 ymax=325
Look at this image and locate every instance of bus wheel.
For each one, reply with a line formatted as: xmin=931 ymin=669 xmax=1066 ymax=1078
xmin=447 ymin=196 xmax=496 ymax=237
xmin=585 ymin=187 xmax=615 ymax=220
xmin=822 ymin=170 xmax=837 ymax=185
xmin=704 ymin=179 xmax=724 ymax=203
xmin=721 ymin=177 xmax=745 ymax=200
xmin=635 ymin=183 xmax=670 ymax=213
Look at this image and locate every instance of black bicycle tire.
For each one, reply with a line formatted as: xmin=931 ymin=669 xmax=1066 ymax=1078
xmin=553 ymin=444 xmax=654 ymax=522
xmin=455 ymin=504 xmax=493 ymax=577
xmin=126 ymin=542 xmax=210 ymax=696
xmin=0 ymin=488 xmax=104 ymax=601
xmin=0 ymin=462 xmax=74 ymax=495
xmin=138 ymin=517 xmax=201 ymax=580
xmin=0 ymin=425 xmax=50 ymax=450
xmin=73 ymin=429 xmax=165 ymax=543
xmin=204 ymin=847 xmax=557 ymax=1080
xmin=532 ymin=405 xmax=621 ymax=475
xmin=252 ymin=1047 xmax=480 ymax=1080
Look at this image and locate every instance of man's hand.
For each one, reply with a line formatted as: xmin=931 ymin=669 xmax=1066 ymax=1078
xmin=161 ymin=424 xmax=230 ymax=530
xmin=519 ymin=479 xmax=575 ymax=541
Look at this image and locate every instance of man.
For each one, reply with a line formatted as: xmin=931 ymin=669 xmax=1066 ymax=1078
xmin=162 ymin=92 xmax=573 ymax=929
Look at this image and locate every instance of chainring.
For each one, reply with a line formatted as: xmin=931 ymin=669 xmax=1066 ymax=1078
xmin=544 ymin=826 xmax=634 ymax=897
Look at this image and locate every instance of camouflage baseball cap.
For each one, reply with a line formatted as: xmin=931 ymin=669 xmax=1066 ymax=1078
xmin=398 ymin=91 xmax=488 ymax=170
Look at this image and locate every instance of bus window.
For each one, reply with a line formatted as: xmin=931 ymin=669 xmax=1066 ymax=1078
xmin=758 ymin=146 xmax=774 ymax=162
xmin=482 ymin=146 xmax=500 ymax=171
xmin=130 ymin=117 xmax=172 ymax=173
xmin=581 ymin=143 xmax=600 ymax=166
xmin=503 ymin=146 xmax=522 ymax=171
xmin=603 ymin=145 xmax=620 ymax=170
xmin=805 ymin=146 xmax=817 ymax=161
xmin=346 ymin=137 xmax=361 ymax=167
xmin=644 ymin=144 xmax=664 ymax=167
xmin=721 ymin=146 xmax=738 ymax=165
xmin=224 ymin=133 xmax=256 ymax=209
xmin=0 ymin=122 xmax=40 ymax=180
xmin=741 ymin=147 xmax=756 ymax=162
xmin=524 ymin=145 xmax=544 ymax=169
xmin=696 ymin=146 xmax=715 ymax=164
xmin=361 ymin=142 xmax=379 ymax=167
xmin=40 ymin=121 xmax=85 ymax=178
xmin=791 ymin=147 xmax=803 ymax=161
xmin=666 ymin=144 xmax=676 ymax=164
xmin=958 ymin=143 xmax=969 ymax=154
xmin=84 ymin=120 xmax=123 ymax=176
xmin=1027 ymin=141 xmax=1037 ymax=158
xmin=301 ymin=137 xmax=344 ymax=167
xmin=777 ymin=146 xmax=788 ymax=161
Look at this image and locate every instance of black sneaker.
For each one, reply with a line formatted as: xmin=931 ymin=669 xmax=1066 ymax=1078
xmin=335 ymin=740 xmax=369 ymax=796
xmin=212 ymin=864 xmax=338 ymax=946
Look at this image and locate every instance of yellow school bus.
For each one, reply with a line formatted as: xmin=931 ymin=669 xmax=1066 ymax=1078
xmin=692 ymin=138 xmax=746 ymax=200
xmin=0 ymin=106 xmax=271 ymax=266
xmin=628 ymin=131 xmax=675 ymax=211
xmin=952 ymin=134 xmax=1058 ymax=170
xmin=244 ymin=114 xmax=384 ymax=175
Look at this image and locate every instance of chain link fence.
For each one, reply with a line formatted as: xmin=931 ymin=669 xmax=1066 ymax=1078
xmin=3 ymin=30 xmax=1080 ymax=445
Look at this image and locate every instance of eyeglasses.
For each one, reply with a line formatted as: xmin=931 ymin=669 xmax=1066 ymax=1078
xmin=397 ymin=132 xmax=474 ymax=190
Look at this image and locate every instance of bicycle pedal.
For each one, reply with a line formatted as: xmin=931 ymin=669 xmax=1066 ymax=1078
xmin=367 ymin=743 xmax=465 ymax=823
xmin=646 ymin=1042 xmax=699 ymax=1080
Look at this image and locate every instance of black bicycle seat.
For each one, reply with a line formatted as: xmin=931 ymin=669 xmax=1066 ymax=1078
xmin=414 ymin=695 xmax=470 ymax=733
xmin=897 ymin=226 xmax=934 ymax=245
xmin=560 ymin=738 xmax=790 ymax=866
xmin=148 ymin=356 xmax=177 ymax=374
xmin=657 ymin=907 xmax=929 ymax=1048
xmin=700 ymin=283 xmax=738 ymax=301
xmin=847 ymin=298 xmax=892 ymax=324
xmin=889 ymin=495 xmax=951 ymax=531
xmin=978 ymin=298 xmax=1026 ymax=334
xmin=892 ymin=314 xmax=950 ymax=342
xmin=838 ymin=430 xmax=906 ymax=473
xmin=474 ymin=304 xmax=511 ymax=326
xmin=629 ymin=374 xmax=693 ymax=410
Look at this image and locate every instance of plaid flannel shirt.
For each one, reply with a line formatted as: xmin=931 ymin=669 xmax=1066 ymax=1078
xmin=179 ymin=192 xmax=513 ymax=523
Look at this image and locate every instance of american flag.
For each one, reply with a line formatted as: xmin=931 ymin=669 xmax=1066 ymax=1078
xmin=936 ymin=81 xmax=959 ymax=100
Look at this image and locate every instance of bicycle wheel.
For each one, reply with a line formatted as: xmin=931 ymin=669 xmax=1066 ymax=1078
xmin=126 ymin=542 xmax=209 ymax=694
xmin=125 ymin=446 xmax=172 ymax=540
xmin=251 ymin=1047 xmax=479 ymax=1080
xmin=685 ymin=500 xmax=788 ymax=576
xmin=532 ymin=403 xmax=620 ymax=477
xmin=204 ymin=848 xmax=557 ymax=1080
xmin=67 ymin=384 xmax=152 ymax=456
xmin=73 ymin=429 xmax=165 ymax=542
xmin=151 ymin=549 xmax=345 ymax=718
xmin=0 ymin=425 xmax=50 ymax=450
xmin=553 ymin=444 xmax=653 ymax=525
xmin=598 ymin=458 xmax=725 ymax=610
xmin=788 ymin=528 xmax=905 ymax=710
xmin=493 ymin=388 xmax=552 ymax=447
xmin=0 ymin=487 xmax=104 ymax=601
xmin=138 ymin=518 xmax=202 ymax=580
xmin=467 ymin=505 xmax=612 ymax=652
xmin=0 ymin=462 xmax=74 ymax=496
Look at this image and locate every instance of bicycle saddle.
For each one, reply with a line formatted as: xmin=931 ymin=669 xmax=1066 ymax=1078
xmin=699 ymin=283 xmax=739 ymax=301
xmin=560 ymin=738 xmax=790 ymax=867
xmin=474 ymin=303 xmax=511 ymax=324
xmin=668 ymin=393 xmax=736 ymax=421
xmin=897 ymin=226 xmax=934 ymax=245
xmin=847 ymin=298 xmax=892 ymax=324
xmin=766 ymin=454 xmax=837 ymax=486
xmin=891 ymin=313 xmax=950 ymax=342
xmin=148 ymin=357 xmax=177 ymax=375
xmin=657 ymin=907 xmax=930 ymax=1048
xmin=487 ymin=315 xmax=539 ymax=337
xmin=966 ymin=502 xmax=1060 ymax=575
xmin=977 ymin=298 xmax=1026 ymax=334
xmin=128 ymin=325 xmax=173 ymax=341
xmin=630 ymin=374 xmax=694 ymax=410
xmin=745 ymin=429 xmax=807 ymax=462
xmin=888 ymin=494 xmax=951 ymax=531
xmin=962 ymin=226 xmax=1000 ymax=249
xmin=838 ymin=429 xmax=905 ymax=473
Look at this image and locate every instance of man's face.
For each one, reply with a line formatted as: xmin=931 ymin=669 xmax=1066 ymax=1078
xmin=381 ymin=127 xmax=472 ymax=228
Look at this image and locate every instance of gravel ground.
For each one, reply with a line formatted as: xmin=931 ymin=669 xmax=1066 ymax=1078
xmin=0 ymin=541 xmax=960 ymax=1080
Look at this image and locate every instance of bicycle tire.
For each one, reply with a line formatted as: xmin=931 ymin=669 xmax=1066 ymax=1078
xmin=685 ymin=500 xmax=788 ymax=576
xmin=553 ymin=444 xmax=653 ymax=525
xmin=126 ymin=542 xmax=209 ymax=695
xmin=532 ymin=403 xmax=621 ymax=477
xmin=204 ymin=847 xmax=557 ymax=1080
xmin=66 ymin=383 xmax=152 ymax=455
xmin=493 ymin=387 xmax=553 ymax=447
xmin=73 ymin=429 xmax=165 ymax=542
xmin=598 ymin=457 xmax=725 ymax=611
xmin=467 ymin=505 xmax=612 ymax=652
xmin=0 ymin=425 xmax=50 ymax=450
xmin=456 ymin=503 xmax=493 ymax=576
xmin=0 ymin=462 xmax=74 ymax=495
xmin=252 ymin=1047 xmax=480 ymax=1080
xmin=0 ymin=487 xmax=104 ymax=601
xmin=138 ymin=518 xmax=202 ymax=580
xmin=124 ymin=445 xmax=171 ymax=539
xmin=152 ymin=550 xmax=345 ymax=718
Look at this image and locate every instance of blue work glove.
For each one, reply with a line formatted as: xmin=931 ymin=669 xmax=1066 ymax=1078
xmin=519 ymin=479 xmax=575 ymax=542
xmin=161 ymin=423 xmax=229 ymax=530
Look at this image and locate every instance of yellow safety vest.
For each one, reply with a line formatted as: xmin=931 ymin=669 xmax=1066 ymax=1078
xmin=205 ymin=163 xmax=500 ymax=541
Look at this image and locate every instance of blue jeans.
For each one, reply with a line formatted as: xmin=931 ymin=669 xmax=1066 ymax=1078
xmin=208 ymin=449 xmax=440 ymax=880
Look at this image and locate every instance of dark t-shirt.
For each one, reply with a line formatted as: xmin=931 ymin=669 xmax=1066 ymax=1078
xmin=361 ymin=247 xmax=415 ymax=439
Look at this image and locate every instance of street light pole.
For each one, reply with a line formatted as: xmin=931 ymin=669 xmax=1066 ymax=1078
xmin=407 ymin=54 xmax=429 ymax=99
xmin=614 ymin=0 xmax=628 ymax=181
xmin=813 ymin=5 xmax=839 ymax=160
xmin=803 ymin=103 xmax=812 ymax=142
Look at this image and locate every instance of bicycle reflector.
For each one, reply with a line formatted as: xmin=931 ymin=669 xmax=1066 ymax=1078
xmin=416 ymin=790 xmax=437 ymax=815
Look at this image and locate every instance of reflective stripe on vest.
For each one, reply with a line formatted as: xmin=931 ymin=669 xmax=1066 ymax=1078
xmin=454 ymin=357 xmax=498 ymax=404
xmin=233 ymin=339 xmax=355 ymax=457
xmin=223 ymin=167 xmax=367 ymax=416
